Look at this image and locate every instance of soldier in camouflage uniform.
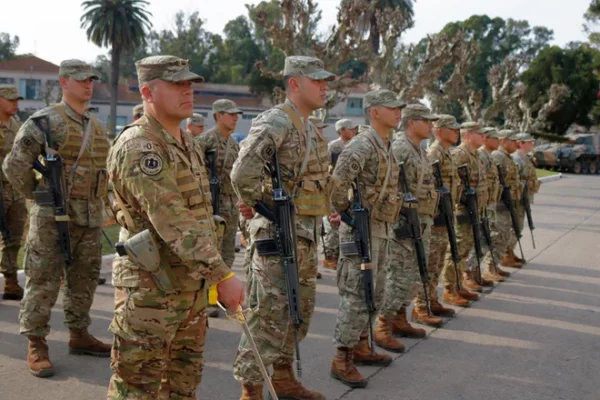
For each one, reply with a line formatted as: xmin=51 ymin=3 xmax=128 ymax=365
xmin=186 ymin=113 xmax=205 ymax=137
xmin=231 ymin=56 xmax=335 ymax=400
xmin=386 ymin=104 xmax=446 ymax=332
xmin=132 ymin=103 xmax=144 ymax=121
xmin=105 ymin=55 xmax=245 ymax=399
xmin=510 ymin=133 xmax=540 ymax=258
xmin=322 ymin=119 xmax=358 ymax=270
xmin=491 ymin=130 xmax=523 ymax=268
xmin=439 ymin=122 xmax=487 ymax=301
xmin=0 ymin=85 xmax=26 ymax=301
xmin=3 ymin=60 xmax=111 ymax=378
xmin=426 ymin=115 xmax=468 ymax=308
xmin=465 ymin=127 xmax=511 ymax=283
xmin=328 ymin=90 xmax=403 ymax=388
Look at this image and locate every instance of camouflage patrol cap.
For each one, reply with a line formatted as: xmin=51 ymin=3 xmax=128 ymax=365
xmin=482 ymin=127 xmax=501 ymax=139
xmin=0 ymin=85 xmax=23 ymax=100
xmin=498 ymin=129 xmax=517 ymax=140
xmin=59 ymin=59 xmax=100 ymax=80
xmin=132 ymin=104 xmax=144 ymax=118
xmin=309 ymin=116 xmax=328 ymax=129
xmin=335 ymin=118 xmax=358 ymax=132
xmin=212 ymin=99 xmax=242 ymax=114
xmin=460 ymin=121 xmax=481 ymax=134
xmin=515 ymin=133 xmax=535 ymax=142
xmin=401 ymin=103 xmax=438 ymax=121
xmin=187 ymin=113 xmax=205 ymax=126
xmin=434 ymin=114 xmax=460 ymax=129
xmin=283 ymin=56 xmax=335 ymax=81
xmin=136 ymin=55 xmax=204 ymax=85
xmin=364 ymin=89 xmax=406 ymax=110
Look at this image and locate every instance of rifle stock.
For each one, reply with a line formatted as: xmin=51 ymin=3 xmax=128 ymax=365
xmin=457 ymin=164 xmax=483 ymax=284
xmin=432 ymin=160 xmax=461 ymax=290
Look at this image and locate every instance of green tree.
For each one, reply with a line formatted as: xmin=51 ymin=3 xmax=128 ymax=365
xmin=521 ymin=43 xmax=600 ymax=133
xmin=81 ymin=0 xmax=152 ymax=136
xmin=584 ymin=0 xmax=600 ymax=47
xmin=0 ymin=33 xmax=19 ymax=61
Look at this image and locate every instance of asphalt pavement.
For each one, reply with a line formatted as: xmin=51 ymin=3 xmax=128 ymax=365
xmin=0 ymin=174 xmax=599 ymax=400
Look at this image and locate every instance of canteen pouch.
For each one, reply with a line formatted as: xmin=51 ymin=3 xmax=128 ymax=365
xmin=33 ymin=189 xmax=54 ymax=206
xmin=213 ymin=215 xmax=227 ymax=252
xmin=340 ymin=241 xmax=359 ymax=257
xmin=95 ymin=168 xmax=109 ymax=198
xmin=115 ymin=229 xmax=181 ymax=293
xmin=255 ymin=238 xmax=279 ymax=256
xmin=393 ymin=222 xmax=412 ymax=240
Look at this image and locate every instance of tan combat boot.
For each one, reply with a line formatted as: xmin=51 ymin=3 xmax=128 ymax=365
xmin=411 ymin=307 xmax=443 ymax=328
xmin=458 ymin=288 xmax=480 ymax=301
xmin=462 ymin=272 xmax=483 ymax=292
xmin=271 ymin=361 xmax=325 ymax=400
xmin=374 ymin=317 xmax=405 ymax=353
xmin=322 ymin=255 xmax=338 ymax=270
xmin=240 ymin=384 xmax=264 ymax=400
xmin=502 ymin=250 xmax=523 ymax=268
xmin=391 ymin=306 xmax=426 ymax=338
xmin=353 ymin=335 xmax=392 ymax=366
xmin=442 ymin=290 xmax=471 ymax=307
xmin=510 ymin=248 xmax=526 ymax=264
xmin=479 ymin=275 xmax=494 ymax=287
xmin=483 ymin=266 xmax=505 ymax=282
xmin=68 ymin=330 xmax=111 ymax=357
xmin=2 ymin=272 xmax=24 ymax=300
xmin=330 ymin=347 xmax=368 ymax=388
xmin=430 ymin=298 xmax=456 ymax=317
xmin=496 ymin=265 xmax=511 ymax=277
xmin=27 ymin=336 xmax=54 ymax=378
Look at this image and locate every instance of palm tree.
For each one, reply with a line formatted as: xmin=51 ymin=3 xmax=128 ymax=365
xmin=355 ymin=0 xmax=415 ymax=54
xmin=81 ymin=0 xmax=152 ymax=137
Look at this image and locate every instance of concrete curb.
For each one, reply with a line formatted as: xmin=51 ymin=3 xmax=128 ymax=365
xmin=538 ymin=173 xmax=562 ymax=183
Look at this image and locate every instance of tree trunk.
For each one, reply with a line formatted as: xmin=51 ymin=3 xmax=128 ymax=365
xmin=369 ymin=14 xmax=380 ymax=55
xmin=109 ymin=46 xmax=121 ymax=139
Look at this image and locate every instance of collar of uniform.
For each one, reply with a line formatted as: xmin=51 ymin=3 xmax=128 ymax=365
xmin=404 ymin=133 xmax=422 ymax=153
xmin=433 ymin=140 xmax=451 ymax=156
xmin=478 ymin=146 xmax=491 ymax=156
xmin=144 ymin=113 xmax=187 ymax=152
xmin=499 ymin=147 xmax=511 ymax=158
xmin=284 ymin=98 xmax=307 ymax=125
xmin=365 ymin=126 xmax=389 ymax=151
xmin=460 ymin=142 xmax=476 ymax=156
xmin=60 ymin=101 xmax=86 ymax=124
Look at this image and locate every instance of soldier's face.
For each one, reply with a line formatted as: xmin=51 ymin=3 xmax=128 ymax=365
xmin=470 ymin=131 xmax=485 ymax=147
xmin=485 ymin=137 xmax=499 ymax=150
xmin=503 ymin=139 xmax=517 ymax=153
xmin=148 ymin=80 xmax=194 ymax=119
xmin=438 ymin=127 xmax=458 ymax=145
xmin=0 ymin=98 xmax=19 ymax=117
xmin=375 ymin=106 xmax=402 ymax=129
xmin=61 ymin=77 xmax=94 ymax=103
xmin=340 ymin=127 xmax=357 ymax=142
xmin=187 ymin=124 xmax=204 ymax=137
xmin=523 ymin=141 xmax=534 ymax=152
xmin=297 ymin=76 xmax=328 ymax=110
xmin=410 ymin=119 xmax=432 ymax=140
xmin=217 ymin=112 xmax=240 ymax=131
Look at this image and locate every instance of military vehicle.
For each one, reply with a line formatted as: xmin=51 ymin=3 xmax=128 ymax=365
xmin=533 ymin=133 xmax=600 ymax=174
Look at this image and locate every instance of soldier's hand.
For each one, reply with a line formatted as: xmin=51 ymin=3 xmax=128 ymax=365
xmin=329 ymin=212 xmax=341 ymax=228
xmin=237 ymin=201 xmax=255 ymax=220
xmin=217 ymin=275 xmax=245 ymax=312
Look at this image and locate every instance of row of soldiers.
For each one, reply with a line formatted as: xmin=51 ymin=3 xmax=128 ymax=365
xmin=0 ymin=52 xmax=539 ymax=400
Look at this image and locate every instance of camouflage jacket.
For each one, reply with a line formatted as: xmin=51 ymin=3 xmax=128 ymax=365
xmin=0 ymin=117 xmax=24 ymax=201
xmin=493 ymin=147 xmax=521 ymax=204
xmin=452 ymin=143 xmax=488 ymax=216
xmin=107 ymin=114 xmax=230 ymax=289
xmin=513 ymin=151 xmax=540 ymax=200
xmin=231 ymin=99 xmax=329 ymax=242
xmin=478 ymin=146 xmax=500 ymax=207
xmin=427 ymin=140 xmax=458 ymax=213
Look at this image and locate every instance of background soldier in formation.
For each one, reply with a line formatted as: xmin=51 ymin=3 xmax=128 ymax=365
xmin=512 ymin=133 xmax=540 ymax=249
xmin=322 ymin=118 xmax=358 ymax=270
xmin=329 ymin=89 xmax=403 ymax=388
xmin=106 ymin=55 xmax=244 ymax=399
xmin=186 ymin=113 xmax=205 ymax=137
xmin=427 ymin=115 xmax=466 ymax=307
xmin=132 ymin=103 xmax=144 ymax=121
xmin=0 ymin=85 xmax=26 ymax=301
xmin=3 ymin=60 xmax=111 ymax=377
xmin=492 ymin=130 xmax=523 ymax=268
xmin=231 ymin=55 xmax=335 ymax=400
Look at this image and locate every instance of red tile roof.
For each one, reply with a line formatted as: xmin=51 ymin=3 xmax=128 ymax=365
xmin=0 ymin=56 xmax=59 ymax=74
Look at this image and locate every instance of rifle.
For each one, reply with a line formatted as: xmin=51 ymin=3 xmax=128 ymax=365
xmin=31 ymin=115 xmax=73 ymax=298
xmin=340 ymin=178 xmax=376 ymax=354
xmin=457 ymin=164 xmax=483 ymax=284
xmin=322 ymin=151 xmax=341 ymax=250
xmin=497 ymin=164 xmax=525 ymax=261
xmin=522 ymin=185 xmax=536 ymax=249
xmin=0 ymin=178 xmax=9 ymax=241
xmin=397 ymin=162 xmax=431 ymax=315
xmin=330 ymin=151 xmax=341 ymax=170
xmin=431 ymin=161 xmax=461 ymax=291
xmin=480 ymin=210 xmax=498 ymax=267
xmin=205 ymin=149 xmax=220 ymax=215
xmin=253 ymin=149 xmax=303 ymax=377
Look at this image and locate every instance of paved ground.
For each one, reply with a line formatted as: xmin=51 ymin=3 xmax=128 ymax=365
xmin=0 ymin=174 xmax=599 ymax=400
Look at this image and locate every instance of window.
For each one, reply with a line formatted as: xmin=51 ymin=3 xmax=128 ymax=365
xmin=0 ymin=77 xmax=15 ymax=84
xmin=327 ymin=119 xmax=339 ymax=125
xmin=19 ymin=79 xmax=41 ymax=100
xmin=346 ymin=97 xmax=364 ymax=116
xmin=116 ymin=116 xmax=127 ymax=126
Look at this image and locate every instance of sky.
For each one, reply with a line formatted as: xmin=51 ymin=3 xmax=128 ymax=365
xmin=3 ymin=0 xmax=593 ymax=66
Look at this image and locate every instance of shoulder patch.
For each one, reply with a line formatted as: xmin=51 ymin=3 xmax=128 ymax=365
xmin=140 ymin=153 xmax=163 ymax=176
xmin=20 ymin=137 xmax=33 ymax=148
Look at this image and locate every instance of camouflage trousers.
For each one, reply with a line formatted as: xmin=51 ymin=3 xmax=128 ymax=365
xmin=108 ymin=287 xmax=208 ymax=399
xmin=427 ymin=225 xmax=449 ymax=302
xmin=221 ymin=213 xmax=239 ymax=268
xmin=381 ymin=217 xmax=432 ymax=317
xmin=0 ymin=186 xmax=26 ymax=276
xmin=333 ymin=232 xmax=388 ymax=348
xmin=19 ymin=205 xmax=101 ymax=337
xmin=441 ymin=218 xmax=472 ymax=292
xmin=483 ymin=208 xmax=514 ymax=266
xmin=322 ymin=216 xmax=339 ymax=260
xmin=507 ymin=205 xmax=526 ymax=254
xmin=233 ymin=236 xmax=318 ymax=384
xmin=466 ymin=208 xmax=502 ymax=272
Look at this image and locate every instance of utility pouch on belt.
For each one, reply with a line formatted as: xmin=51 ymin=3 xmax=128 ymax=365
xmin=254 ymin=238 xmax=279 ymax=256
xmin=340 ymin=241 xmax=359 ymax=257
xmin=33 ymin=189 xmax=54 ymax=206
xmin=213 ymin=215 xmax=227 ymax=252
xmin=393 ymin=222 xmax=412 ymax=240
xmin=115 ymin=229 xmax=181 ymax=293
xmin=95 ymin=169 xmax=108 ymax=198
